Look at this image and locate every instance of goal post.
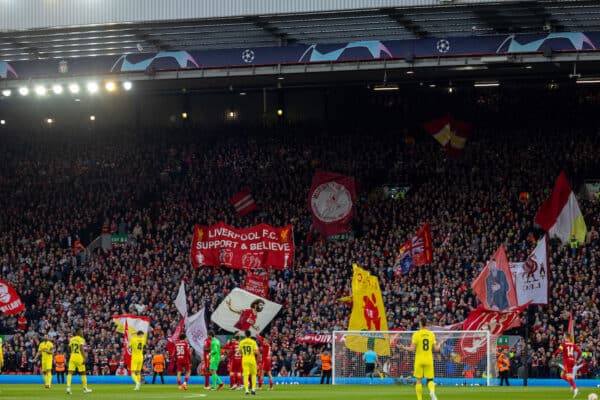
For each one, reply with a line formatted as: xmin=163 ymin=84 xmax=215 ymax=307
xmin=332 ymin=330 xmax=493 ymax=386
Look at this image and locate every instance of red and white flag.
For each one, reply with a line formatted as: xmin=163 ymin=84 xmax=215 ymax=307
xmin=534 ymin=171 xmax=587 ymax=244
xmin=231 ymin=188 xmax=257 ymax=217
xmin=166 ymin=317 xmax=186 ymax=355
xmin=308 ymin=171 xmax=356 ymax=237
xmin=0 ymin=279 xmax=25 ymax=315
xmin=455 ymin=304 xmax=528 ymax=366
xmin=471 ymin=245 xmax=518 ymax=311
xmin=509 ymin=235 xmax=549 ymax=305
xmin=123 ymin=321 xmax=131 ymax=370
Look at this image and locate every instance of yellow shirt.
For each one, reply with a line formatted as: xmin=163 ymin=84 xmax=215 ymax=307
xmin=412 ymin=328 xmax=436 ymax=364
xmin=0 ymin=337 xmax=3 ymax=359
xmin=238 ymin=337 xmax=257 ymax=364
xmin=129 ymin=335 xmax=146 ymax=359
xmin=69 ymin=335 xmax=86 ymax=361
xmin=38 ymin=340 xmax=54 ymax=363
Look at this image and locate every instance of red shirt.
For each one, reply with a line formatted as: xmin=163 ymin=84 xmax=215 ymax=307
xmin=203 ymin=337 xmax=212 ymax=361
xmin=234 ymin=309 xmax=257 ymax=331
xmin=256 ymin=336 xmax=271 ymax=361
xmin=174 ymin=340 xmax=191 ymax=362
xmin=554 ymin=341 xmax=581 ymax=370
xmin=224 ymin=339 xmax=242 ymax=362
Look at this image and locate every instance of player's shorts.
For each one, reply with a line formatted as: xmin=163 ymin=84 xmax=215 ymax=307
xmin=41 ymin=359 xmax=53 ymax=372
xmin=242 ymin=360 xmax=257 ymax=376
xmin=68 ymin=357 xmax=86 ymax=373
xmin=176 ymin=359 xmax=191 ymax=373
xmin=209 ymin=357 xmax=220 ymax=371
xmin=365 ymin=363 xmax=375 ymax=374
xmin=232 ymin=359 xmax=242 ymax=373
xmin=413 ymin=361 xmax=434 ymax=380
xmin=130 ymin=356 xmax=143 ymax=372
xmin=262 ymin=359 xmax=271 ymax=372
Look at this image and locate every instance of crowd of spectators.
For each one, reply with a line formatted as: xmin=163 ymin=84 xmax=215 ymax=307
xmin=0 ymin=117 xmax=599 ymax=380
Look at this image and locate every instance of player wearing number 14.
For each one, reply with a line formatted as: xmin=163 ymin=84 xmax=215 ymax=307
xmin=397 ymin=317 xmax=442 ymax=400
xmin=129 ymin=330 xmax=146 ymax=391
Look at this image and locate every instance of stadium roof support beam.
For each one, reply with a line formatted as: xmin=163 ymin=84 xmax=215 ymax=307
xmin=245 ymin=16 xmax=296 ymax=46
xmin=381 ymin=8 xmax=427 ymax=38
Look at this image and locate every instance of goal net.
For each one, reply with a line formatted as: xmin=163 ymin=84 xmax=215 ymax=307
xmin=331 ymin=330 xmax=493 ymax=386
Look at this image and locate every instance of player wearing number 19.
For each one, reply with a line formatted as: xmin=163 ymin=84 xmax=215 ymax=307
xmin=129 ymin=330 xmax=146 ymax=391
xmin=239 ymin=330 xmax=260 ymax=395
xmin=66 ymin=329 xmax=92 ymax=395
xmin=397 ymin=317 xmax=442 ymax=400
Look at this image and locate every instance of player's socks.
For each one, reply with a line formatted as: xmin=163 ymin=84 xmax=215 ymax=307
xmin=427 ymin=380 xmax=435 ymax=394
xmin=567 ymin=376 xmax=576 ymax=390
xmin=184 ymin=376 xmax=189 ymax=384
xmin=204 ymin=373 xmax=210 ymax=387
xmin=81 ymin=374 xmax=87 ymax=389
xmin=258 ymin=375 xmax=263 ymax=388
xmin=67 ymin=374 xmax=72 ymax=387
xmin=415 ymin=382 xmax=423 ymax=400
xmin=244 ymin=374 xmax=249 ymax=392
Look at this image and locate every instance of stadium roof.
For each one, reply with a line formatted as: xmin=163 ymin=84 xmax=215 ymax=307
xmin=1 ymin=0 xmax=600 ymax=61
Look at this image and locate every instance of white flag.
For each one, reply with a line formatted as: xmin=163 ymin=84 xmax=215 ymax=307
xmin=175 ymin=281 xmax=187 ymax=317
xmin=210 ymin=288 xmax=281 ymax=335
xmin=509 ymin=235 xmax=549 ymax=305
xmin=185 ymin=308 xmax=207 ymax=357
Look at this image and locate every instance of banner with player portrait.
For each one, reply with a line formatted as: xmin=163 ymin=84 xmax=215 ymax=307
xmin=346 ymin=264 xmax=390 ymax=356
xmin=0 ymin=279 xmax=25 ymax=315
xmin=471 ymin=245 xmax=518 ymax=311
xmin=210 ymin=288 xmax=281 ymax=336
xmin=190 ymin=223 xmax=294 ymax=270
xmin=509 ymin=235 xmax=549 ymax=305
xmin=111 ymin=314 xmax=151 ymax=334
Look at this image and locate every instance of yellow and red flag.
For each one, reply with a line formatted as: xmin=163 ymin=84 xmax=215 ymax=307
xmin=345 ymin=264 xmax=390 ymax=356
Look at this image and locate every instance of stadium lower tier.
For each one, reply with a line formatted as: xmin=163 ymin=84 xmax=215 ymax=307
xmin=0 ymin=375 xmax=599 ymax=387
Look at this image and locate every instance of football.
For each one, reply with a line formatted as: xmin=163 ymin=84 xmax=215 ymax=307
xmin=588 ymin=393 xmax=598 ymax=400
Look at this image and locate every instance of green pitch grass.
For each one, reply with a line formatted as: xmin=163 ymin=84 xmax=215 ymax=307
xmin=0 ymin=384 xmax=595 ymax=400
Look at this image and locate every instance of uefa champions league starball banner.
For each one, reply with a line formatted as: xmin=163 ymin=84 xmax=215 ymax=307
xmin=190 ymin=223 xmax=294 ymax=270
xmin=211 ymin=288 xmax=281 ymax=336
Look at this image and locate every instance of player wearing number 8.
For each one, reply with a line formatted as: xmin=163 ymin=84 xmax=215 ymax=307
xmin=66 ymin=329 xmax=92 ymax=394
xmin=397 ymin=317 xmax=442 ymax=400
xmin=239 ymin=330 xmax=259 ymax=395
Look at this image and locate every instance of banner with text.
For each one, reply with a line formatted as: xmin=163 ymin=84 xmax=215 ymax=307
xmin=190 ymin=223 xmax=294 ymax=270
xmin=245 ymin=268 xmax=269 ymax=298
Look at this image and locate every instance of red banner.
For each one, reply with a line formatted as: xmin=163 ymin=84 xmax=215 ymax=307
xmin=190 ymin=223 xmax=294 ymax=270
xmin=455 ymin=304 xmax=528 ymax=366
xmin=0 ymin=279 xmax=25 ymax=315
xmin=297 ymin=334 xmax=332 ymax=344
xmin=471 ymin=245 xmax=518 ymax=311
xmin=308 ymin=171 xmax=356 ymax=237
xmin=245 ymin=268 xmax=269 ymax=298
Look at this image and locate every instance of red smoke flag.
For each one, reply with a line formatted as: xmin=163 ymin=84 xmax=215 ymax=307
xmin=568 ymin=310 xmax=574 ymax=342
xmin=231 ymin=188 xmax=257 ymax=217
xmin=123 ymin=321 xmax=131 ymax=370
xmin=0 ymin=279 xmax=25 ymax=315
xmin=455 ymin=304 xmax=528 ymax=366
xmin=471 ymin=245 xmax=518 ymax=311
xmin=423 ymin=114 xmax=471 ymax=156
xmin=308 ymin=171 xmax=356 ymax=237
